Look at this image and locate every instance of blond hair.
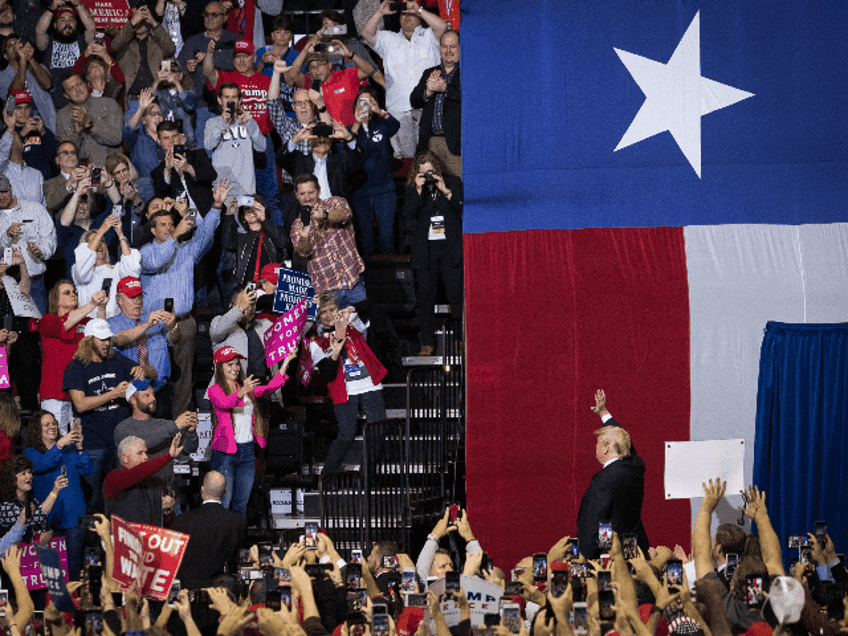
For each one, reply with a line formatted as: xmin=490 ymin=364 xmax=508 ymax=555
xmin=593 ymin=426 xmax=631 ymax=458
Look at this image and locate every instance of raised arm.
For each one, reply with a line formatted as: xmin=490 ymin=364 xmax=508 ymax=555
xmin=693 ymin=478 xmax=725 ymax=579
xmin=739 ymin=485 xmax=785 ymax=576
xmin=362 ymin=0 xmax=391 ymax=47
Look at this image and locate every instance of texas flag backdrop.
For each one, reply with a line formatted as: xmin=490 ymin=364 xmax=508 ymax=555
xmin=461 ymin=0 xmax=848 ymax=570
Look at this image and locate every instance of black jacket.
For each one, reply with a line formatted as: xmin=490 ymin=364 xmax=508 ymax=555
xmin=276 ymin=144 xmax=365 ymax=201
xmin=403 ymin=174 xmax=464 ymax=271
xmin=576 ymin=416 xmax=650 ymax=559
xmin=151 ymin=148 xmax=218 ymax=215
xmin=410 ymin=64 xmax=461 ymax=156
xmin=170 ymin=501 xmax=246 ymax=588
xmin=220 ymin=214 xmax=288 ymax=287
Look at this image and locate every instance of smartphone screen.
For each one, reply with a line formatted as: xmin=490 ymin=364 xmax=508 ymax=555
xmin=572 ymin=603 xmax=589 ymax=635
xmin=444 ymin=571 xmax=460 ymax=598
xmin=401 ymin=567 xmax=415 ymax=593
xmin=598 ymin=522 xmax=613 ymax=552
xmin=304 ymin=524 xmax=318 ymax=549
xmin=532 ymin=553 xmax=547 ymax=582
xmin=746 ymin=576 xmax=763 ymax=606
xmin=666 ymin=559 xmax=683 ymax=588
xmin=346 ymin=563 xmax=362 ymax=589
xmin=622 ymin=534 xmax=638 ymax=559
xmin=351 ymin=549 xmax=363 ymax=563
xmin=596 ymin=570 xmax=612 ymax=590
xmin=725 ymin=553 xmax=739 ymax=578
xmin=501 ymin=604 xmax=521 ymax=634
xmin=448 ymin=503 xmax=460 ymax=527
xmin=815 ymin=521 xmax=828 ymax=547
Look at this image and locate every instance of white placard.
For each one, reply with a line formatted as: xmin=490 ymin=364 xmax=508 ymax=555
xmin=189 ymin=412 xmax=213 ymax=462
xmin=664 ymin=439 xmax=745 ymax=499
xmin=270 ymin=488 xmax=292 ymax=514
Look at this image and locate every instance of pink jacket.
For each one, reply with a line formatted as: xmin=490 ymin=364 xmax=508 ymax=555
xmin=208 ymin=372 xmax=288 ymax=454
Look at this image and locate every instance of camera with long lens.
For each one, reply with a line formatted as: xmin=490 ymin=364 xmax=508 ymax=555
xmin=422 ymin=170 xmax=438 ymax=199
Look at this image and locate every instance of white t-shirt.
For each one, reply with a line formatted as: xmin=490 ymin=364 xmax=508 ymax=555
xmin=373 ymin=26 xmax=440 ymax=113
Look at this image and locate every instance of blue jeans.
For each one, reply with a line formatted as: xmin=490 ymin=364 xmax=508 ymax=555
xmin=333 ymin=276 xmax=367 ymax=311
xmin=351 ymin=189 xmax=397 ymax=258
xmin=60 ymin=525 xmax=87 ymax=581
xmin=84 ymin=447 xmax=116 ymax=513
xmin=255 ymin=142 xmax=282 ymax=226
xmin=30 ymin=275 xmax=46 ymax=315
xmin=211 ymin=444 xmax=255 ymax=513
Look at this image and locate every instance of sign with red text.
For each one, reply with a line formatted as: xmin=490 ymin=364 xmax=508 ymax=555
xmin=80 ymin=0 xmax=130 ymax=29
xmin=111 ymin=516 xmax=189 ymax=600
xmin=0 ymin=345 xmax=9 ymax=389
xmin=262 ymin=300 xmax=307 ymax=367
xmin=20 ymin=536 xmax=68 ymax=590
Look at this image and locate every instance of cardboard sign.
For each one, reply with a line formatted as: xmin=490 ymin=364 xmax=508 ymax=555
xmin=79 ymin=0 xmax=131 ymax=29
xmin=427 ymin=576 xmax=503 ymax=627
xmin=262 ymin=300 xmax=307 ymax=367
xmin=111 ymin=516 xmax=189 ymax=600
xmin=0 ymin=345 xmax=9 ymax=389
xmin=271 ymin=267 xmax=316 ymax=319
xmin=20 ymin=537 xmax=69 ymax=591
xmin=35 ymin=544 xmax=75 ymax=612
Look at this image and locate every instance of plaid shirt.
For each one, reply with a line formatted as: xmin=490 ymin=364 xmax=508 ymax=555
xmin=432 ymin=62 xmax=459 ymax=136
xmin=290 ymin=197 xmax=364 ymax=292
xmin=267 ymin=97 xmax=316 ymax=183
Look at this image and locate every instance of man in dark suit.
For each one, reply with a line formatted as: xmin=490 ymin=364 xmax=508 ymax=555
xmin=576 ymin=390 xmax=650 ymax=559
xmin=151 ymin=121 xmax=217 ymax=216
xmin=410 ymin=30 xmax=461 ymax=177
xmin=277 ymin=132 xmax=365 ymax=203
xmin=170 ymin=471 xmax=245 ymax=588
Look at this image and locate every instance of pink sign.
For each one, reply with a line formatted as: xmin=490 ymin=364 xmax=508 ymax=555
xmin=262 ymin=299 xmax=307 ymax=367
xmin=0 ymin=346 xmax=9 ymax=389
xmin=20 ymin=536 xmax=69 ymax=590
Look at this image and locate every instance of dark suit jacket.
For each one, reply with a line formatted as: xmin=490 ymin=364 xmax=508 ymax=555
xmin=576 ymin=416 xmax=649 ymax=559
xmin=170 ymin=501 xmax=245 ymax=588
xmin=151 ymin=149 xmax=217 ymax=215
xmin=276 ymin=144 xmax=365 ymax=202
xmin=410 ymin=64 xmax=461 ymax=156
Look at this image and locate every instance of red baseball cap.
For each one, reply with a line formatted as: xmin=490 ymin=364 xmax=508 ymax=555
xmin=9 ymin=90 xmax=32 ymax=105
xmin=116 ymin=277 xmax=144 ymax=298
xmin=54 ymin=5 xmax=76 ymax=19
xmin=214 ymin=345 xmax=245 ymax=365
xmin=260 ymin=263 xmax=281 ymax=285
xmin=234 ymin=40 xmax=255 ymax=56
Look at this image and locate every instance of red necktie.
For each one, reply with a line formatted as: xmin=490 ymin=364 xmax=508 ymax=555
xmin=137 ymin=320 xmax=149 ymax=365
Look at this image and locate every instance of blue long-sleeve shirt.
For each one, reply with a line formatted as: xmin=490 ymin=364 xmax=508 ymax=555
xmin=23 ymin=444 xmax=91 ymax=530
xmin=108 ymin=312 xmax=172 ymax=382
xmin=140 ymin=206 xmax=221 ymax=314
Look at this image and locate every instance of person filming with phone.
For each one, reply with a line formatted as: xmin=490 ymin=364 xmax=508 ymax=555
xmin=576 ymin=389 xmax=649 ymax=559
xmin=108 ymin=276 xmax=180 ymax=418
xmin=23 ymin=410 xmax=89 ymax=579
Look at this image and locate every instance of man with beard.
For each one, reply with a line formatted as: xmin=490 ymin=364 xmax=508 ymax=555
xmin=113 ymin=379 xmax=198 ymax=489
xmin=0 ymin=35 xmax=57 ymax=134
xmin=63 ymin=318 xmax=157 ymax=512
xmin=35 ymin=0 xmax=96 ymax=110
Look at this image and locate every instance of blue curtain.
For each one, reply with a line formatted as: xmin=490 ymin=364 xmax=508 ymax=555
xmin=754 ymin=322 xmax=848 ymax=557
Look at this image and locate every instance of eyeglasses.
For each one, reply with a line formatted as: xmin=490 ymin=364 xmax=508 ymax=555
xmin=203 ymin=11 xmax=224 ymax=17
xmin=292 ymin=100 xmax=310 ymax=106
xmin=58 ymin=150 xmax=78 ymax=156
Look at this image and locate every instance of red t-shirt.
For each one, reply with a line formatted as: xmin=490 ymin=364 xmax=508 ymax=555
xmin=306 ymin=67 xmax=362 ymax=127
xmin=212 ymin=70 xmax=273 ymax=135
xmin=37 ymin=313 xmax=89 ymax=401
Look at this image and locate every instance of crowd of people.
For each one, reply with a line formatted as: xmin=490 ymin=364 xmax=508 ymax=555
xmin=0 ymin=0 xmax=466 ymax=460
xmin=0 ymin=464 xmax=840 ymax=636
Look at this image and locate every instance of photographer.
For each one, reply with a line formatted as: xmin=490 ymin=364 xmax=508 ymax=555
xmin=402 ymin=151 xmax=462 ymax=356
xmin=205 ymin=82 xmax=265 ymax=200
